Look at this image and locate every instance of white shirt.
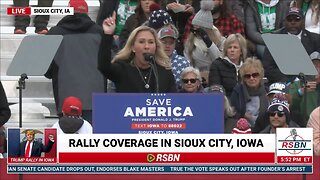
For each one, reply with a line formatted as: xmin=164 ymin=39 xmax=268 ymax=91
xmin=288 ymin=31 xmax=302 ymax=40
xmin=52 ymin=120 xmax=93 ymax=134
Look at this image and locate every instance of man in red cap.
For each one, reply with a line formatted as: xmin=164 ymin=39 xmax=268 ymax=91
xmin=13 ymin=0 xmax=53 ymax=34
xmin=68 ymin=0 xmax=89 ymax=13
xmin=46 ymin=0 xmax=101 ymax=34
xmin=52 ymin=96 xmax=92 ymax=134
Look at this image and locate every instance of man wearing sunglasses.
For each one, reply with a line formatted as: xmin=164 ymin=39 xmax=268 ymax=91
xmin=262 ymin=7 xmax=320 ymax=85
xmin=253 ymin=83 xmax=306 ymax=133
xmin=260 ymin=98 xmax=299 ymax=134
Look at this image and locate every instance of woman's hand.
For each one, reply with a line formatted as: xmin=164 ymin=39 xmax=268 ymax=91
xmin=103 ymin=11 xmax=116 ymax=35
xmin=306 ymin=81 xmax=317 ymax=92
xmin=197 ymin=28 xmax=212 ymax=48
xmin=167 ymin=2 xmax=188 ymax=13
xmin=166 ymin=2 xmax=179 ymax=11
xmin=184 ymin=4 xmax=194 ymax=14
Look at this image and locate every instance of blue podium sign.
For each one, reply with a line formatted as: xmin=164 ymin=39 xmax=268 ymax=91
xmin=93 ymin=93 xmax=224 ymax=133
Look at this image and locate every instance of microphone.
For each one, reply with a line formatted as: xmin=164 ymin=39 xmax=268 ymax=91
xmin=18 ymin=73 xmax=28 ymax=90
xmin=298 ymin=72 xmax=307 ymax=85
xmin=20 ymin=73 xmax=28 ymax=81
xmin=143 ymin=53 xmax=155 ymax=62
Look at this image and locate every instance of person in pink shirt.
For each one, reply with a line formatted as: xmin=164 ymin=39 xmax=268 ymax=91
xmin=307 ymin=106 xmax=320 ymax=156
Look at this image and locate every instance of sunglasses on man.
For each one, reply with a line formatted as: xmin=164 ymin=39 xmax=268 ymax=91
xmin=269 ymin=111 xmax=285 ymax=117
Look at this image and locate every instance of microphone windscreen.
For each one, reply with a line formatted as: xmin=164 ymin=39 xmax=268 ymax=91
xmin=143 ymin=53 xmax=155 ymax=62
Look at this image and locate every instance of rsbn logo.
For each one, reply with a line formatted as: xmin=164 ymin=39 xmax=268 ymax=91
xmin=278 ymin=129 xmax=311 ymax=155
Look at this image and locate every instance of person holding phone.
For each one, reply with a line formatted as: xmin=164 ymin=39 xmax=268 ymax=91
xmin=184 ymin=0 xmax=225 ymax=87
xmin=289 ymin=51 xmax=320 ymax=121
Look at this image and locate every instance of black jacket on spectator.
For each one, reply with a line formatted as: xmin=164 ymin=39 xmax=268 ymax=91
xmin=208 ymin=57 xmax=240 ymax=97
xmin=0 ymin=81 xmax=10 ymax=127
xmin=262 ymin=29 xmax=320 ymax=84
xmin=48 ymin=13 xmax=102 ymax=35
xmin=45 ymin=34 xmax=105 ymax=115
xmin=259 ymin=120 xmax=300 ymax=133
xmin=45 ymin=13 xmax=104 ymax=119
xmin=253 ymin=110 xmax=306 ymax=133
xmin=0 ymin=81 xmax=10 ymax=154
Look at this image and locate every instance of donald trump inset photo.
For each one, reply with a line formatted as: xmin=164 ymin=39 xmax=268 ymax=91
xmin=18 ymin=129 xmax=54 ymax=157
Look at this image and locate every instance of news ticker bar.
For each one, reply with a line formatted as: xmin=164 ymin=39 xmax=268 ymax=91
xmin=58 ymin=152 xmax=275 ymax=163
xmin=8 ymin=154 xmax=313 ymax=164
xmin=7 ymin=165 xmax=312 ymax=174
xmin=7 ymin=7 xmax=74 ymax=16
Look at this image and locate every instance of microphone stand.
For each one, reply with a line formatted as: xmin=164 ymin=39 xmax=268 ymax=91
xmin=149 ymin=61 xmax=159 ymax=93
xmin=143 ymin=53 xmax=159 ymax=93
xmin=16 ymin=73 xmax=28 ymax=128
xmin=17 ymin=73 xmax=27 ymax=180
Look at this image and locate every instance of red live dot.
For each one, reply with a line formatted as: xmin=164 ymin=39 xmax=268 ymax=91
xmin=7 ymin=7 xmax=31 ymax=16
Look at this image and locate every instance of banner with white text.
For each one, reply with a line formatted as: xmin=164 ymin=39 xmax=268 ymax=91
xmin=93 ymin=93 xmax=224 ymax=134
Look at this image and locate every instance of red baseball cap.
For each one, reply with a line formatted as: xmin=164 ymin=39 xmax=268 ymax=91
xmin=62 ymin=96 xmax=82 ymax=116
xmin=69 ymin=0 xmax=88 ymax=13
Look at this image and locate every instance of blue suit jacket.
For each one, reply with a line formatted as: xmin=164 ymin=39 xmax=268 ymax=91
xmin=18 ymin=140 xmax=54 ymax=157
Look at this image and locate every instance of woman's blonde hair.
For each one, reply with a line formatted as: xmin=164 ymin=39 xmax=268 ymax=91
xmin=239 ymin=57 xmax=264 ymax=83
xmin=185 ymin=27 xmax=224 ymax=66
xmin=222 ymin=33 xmax=247 ymax=61
xmin=112 ymin=26 xmax=171 ymax=69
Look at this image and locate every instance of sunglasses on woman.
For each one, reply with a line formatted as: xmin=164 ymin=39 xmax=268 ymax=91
xmin=244 ymin=72 xmax=260 ymax=79
xmin=269 ymin=111 xmax=285 ymax=117
xmin=182 ymin=78 xmax=198 ymax=84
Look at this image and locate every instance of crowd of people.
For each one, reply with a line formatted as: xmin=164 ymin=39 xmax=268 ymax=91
xmin=0 ymin=0 xmax=319 ymax=157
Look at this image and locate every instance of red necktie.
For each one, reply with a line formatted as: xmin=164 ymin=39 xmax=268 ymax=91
xmin=25 ymin=141 xmax=31 ymax=158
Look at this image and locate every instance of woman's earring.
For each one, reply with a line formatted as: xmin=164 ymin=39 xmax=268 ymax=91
xmin=131 ymin=50 xmax=136 ymax=57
